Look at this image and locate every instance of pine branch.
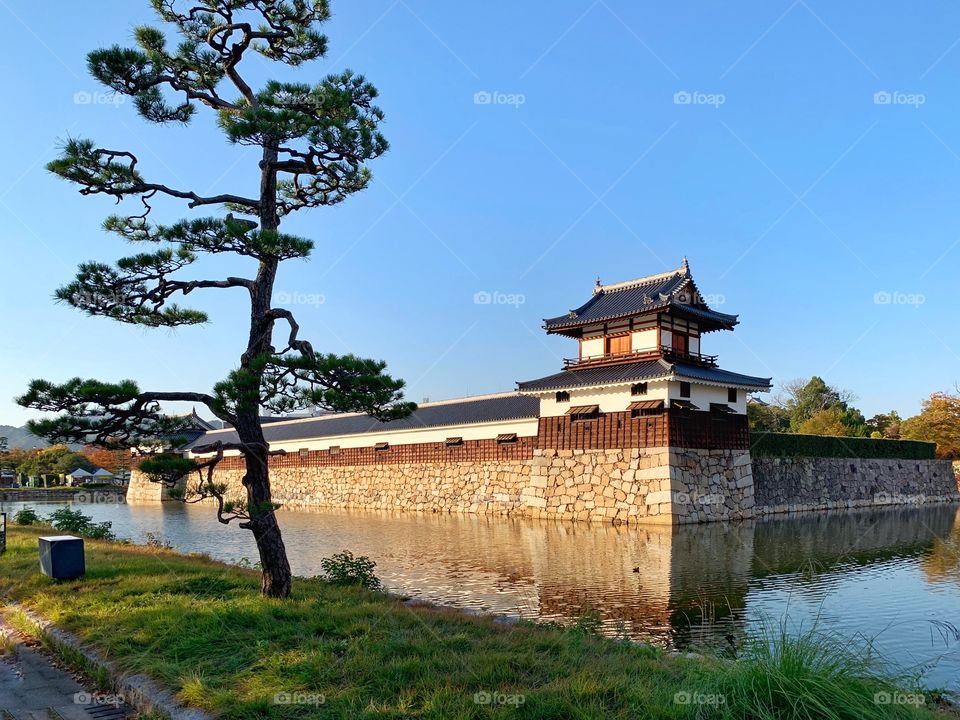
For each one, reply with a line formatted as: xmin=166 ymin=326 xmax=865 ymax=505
xmin=48 ymin=138 xmax=260 ymax=210
xmin=17 ymin=379 xmax=232 ymax=447
xmin=55 ymin=247 xmax=252 ymax=327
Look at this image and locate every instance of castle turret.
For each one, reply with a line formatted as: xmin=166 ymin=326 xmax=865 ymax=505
xmin=518 ymin=259 xmax=771 ymax=419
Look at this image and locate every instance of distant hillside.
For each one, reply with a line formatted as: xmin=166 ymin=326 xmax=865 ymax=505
xmin=0 ymin=425 xmax=49 ymax=449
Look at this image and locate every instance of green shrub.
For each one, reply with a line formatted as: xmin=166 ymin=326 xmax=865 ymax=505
xmin=319 ymin=550 xmax=382 ymax=591
xmin=46 ymin=508 xmax=115 ymax=540
xmin=12 ymin=508 xmax=40 ymax=525
xmin=750 ymin=433 xmax=936 ymax=460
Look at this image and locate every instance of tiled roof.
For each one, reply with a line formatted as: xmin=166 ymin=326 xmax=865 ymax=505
xmin=517 ymin=360 xmax=771 ymax=392
xmin=671 ymin=363 xmax=772 ymax=389
xmin=182 ymin=394 xmax=540 ymax=450
xmin=543 ymin=261 xmax=738 ymax=332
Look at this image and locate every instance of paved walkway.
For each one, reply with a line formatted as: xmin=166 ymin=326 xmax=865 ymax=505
xmin=0 ymin=624 xmax=129 ymax=720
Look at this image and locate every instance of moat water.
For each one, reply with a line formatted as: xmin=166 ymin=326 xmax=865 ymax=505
xmin=2 ymin=498 xmax=959 ymax=692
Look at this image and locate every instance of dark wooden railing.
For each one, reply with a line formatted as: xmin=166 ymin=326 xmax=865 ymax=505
xmin=563 ymin=345 xmax=718 ymax=370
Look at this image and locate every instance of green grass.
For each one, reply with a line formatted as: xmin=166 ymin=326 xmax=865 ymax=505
xmin=0 ymin=526 xmax=952 ymax=720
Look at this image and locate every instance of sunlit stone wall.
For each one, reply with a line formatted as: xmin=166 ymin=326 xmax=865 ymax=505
xmin=127 ymin=450 xmax=957 ymax=522
xmin=127 ymin=446 xmax=756 ymax=524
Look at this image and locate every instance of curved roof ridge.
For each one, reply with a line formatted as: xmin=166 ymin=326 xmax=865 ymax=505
xmin=594 ymin=262 xmax=687 ymax=294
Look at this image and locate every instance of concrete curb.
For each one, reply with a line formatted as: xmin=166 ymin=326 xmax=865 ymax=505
xmin=1 ymin=601 xmax=212 ymax=720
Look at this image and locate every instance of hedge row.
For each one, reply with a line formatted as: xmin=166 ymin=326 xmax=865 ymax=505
xmin=749 ymin=432 xmax=936 ymax=460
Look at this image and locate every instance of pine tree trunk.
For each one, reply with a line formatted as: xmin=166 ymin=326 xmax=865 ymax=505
xmin=236 ymin=417 xmax=292 ymax=598
xmin=234 ymin=141 xmax=293 ymax=599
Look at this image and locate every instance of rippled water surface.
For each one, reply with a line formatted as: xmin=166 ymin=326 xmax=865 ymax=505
xmin=3 ymin=498 xmax=959 ymax=690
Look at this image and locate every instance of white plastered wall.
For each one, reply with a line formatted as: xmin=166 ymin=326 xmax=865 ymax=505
xmin=537 ymin=380 xmax=671 ymax=417
xmin=667 ymin=381 xmax=747 ymax=413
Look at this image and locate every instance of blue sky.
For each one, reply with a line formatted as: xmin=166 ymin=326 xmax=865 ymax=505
xmin=1 ymin=0 xmax=959 ymax=426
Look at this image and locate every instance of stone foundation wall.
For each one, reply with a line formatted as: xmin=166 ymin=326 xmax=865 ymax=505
xmin=126 ymin=441 xmax=958 ymax=524
xmin=185 ymin=459 xmax=533 ymax=516
xmin=752 ymin=456 xmax=960 ymax=515
xmin=669 ymin=448 xmax=755 ymax=523
xmin=0 ymin=488 xmax=126 ymax=503
xmin=129 ymin=446 xmax=756 ymax=524
xmin=530 ymin=448 xmax=671 ymax=523
xmin=125 ymin=476 xmax=180 ymax=503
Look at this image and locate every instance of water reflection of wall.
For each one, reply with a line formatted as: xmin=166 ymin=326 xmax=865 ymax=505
xmin=309 ymin=505 xmax=958 ymax=651
xmin=751 ymin=505 xmax=959 ymax=578
xmin=922 ymin=507 xmax=960 ymax=585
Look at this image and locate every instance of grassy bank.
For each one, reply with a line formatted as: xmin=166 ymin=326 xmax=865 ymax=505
xmin=0 ymin=526 xmax=951 ymax=719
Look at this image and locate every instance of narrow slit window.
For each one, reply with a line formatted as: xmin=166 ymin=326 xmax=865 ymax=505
xmin=555 ymin=391 xmax=570 ymax=403
xmin=631 ymin=382 xmax=648 ymax=396
xmin=374 ymin=442 xmax=389 ymax=452
xmin=728 ymin=387 xmax=738 ymax=403
xmin=496 ymin=433 xmax=518 ymax=444
xmin=679 ymin=381 xmax=691 ymax=398
xmin=445 ymin=437 xmax=463 ymax=447
xmin=328 ymin=446 xmax=340 ymax=456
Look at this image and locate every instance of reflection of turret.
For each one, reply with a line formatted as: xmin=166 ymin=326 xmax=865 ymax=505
xmin=522 ymin=521 xmax=755 ymax=648
xmin=922 ymin=507 xmax=960 ymax=584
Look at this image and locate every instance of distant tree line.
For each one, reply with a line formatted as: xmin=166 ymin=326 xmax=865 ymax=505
xmin=0 ymin=443 xmax=130 ymax=485
xmin=748 ymin=376 xmax=960 ymax=459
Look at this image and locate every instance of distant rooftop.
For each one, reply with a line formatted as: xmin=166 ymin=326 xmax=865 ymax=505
xmin=183 ymin=393 xmax=540 ymax=451
xmin=543 ymin=258 xmax=739 ymax=335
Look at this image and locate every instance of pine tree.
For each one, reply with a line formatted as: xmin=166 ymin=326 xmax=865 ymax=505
xmin=17 ymin=0 xmax=415 ymax=598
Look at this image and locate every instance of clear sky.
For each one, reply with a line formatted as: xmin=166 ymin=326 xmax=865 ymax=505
xmin=1 ymin=0 xmax=959 ymax=427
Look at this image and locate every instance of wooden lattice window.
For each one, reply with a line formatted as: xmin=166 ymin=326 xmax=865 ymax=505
xmin=628 ymin=400 xmax=664 ymax=418
xmin=567 ymin=405 xmax=600 ymax=422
